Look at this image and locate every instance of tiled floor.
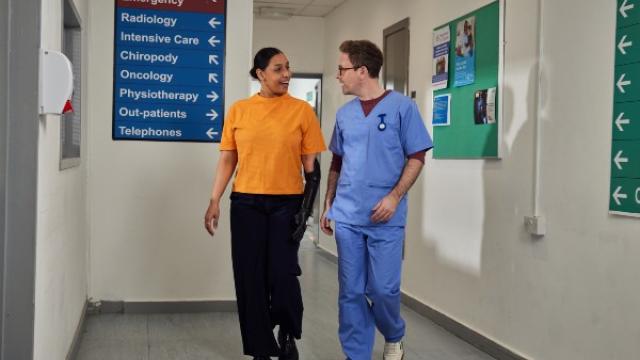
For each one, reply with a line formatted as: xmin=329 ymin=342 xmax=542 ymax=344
xmin=76 ymin=240 xmax=494 ymax=360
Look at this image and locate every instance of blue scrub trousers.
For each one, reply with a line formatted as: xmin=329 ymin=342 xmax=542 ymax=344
xmin=335 ymin=222 xmax=406 ymax=360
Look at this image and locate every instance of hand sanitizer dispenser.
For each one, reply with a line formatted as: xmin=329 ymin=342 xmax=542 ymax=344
xmin=38 ymin=49 xmax=74 ymax=115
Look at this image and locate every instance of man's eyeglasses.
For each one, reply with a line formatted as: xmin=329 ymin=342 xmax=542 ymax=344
xmin=338 ymin=65 xmax=360 ymax=76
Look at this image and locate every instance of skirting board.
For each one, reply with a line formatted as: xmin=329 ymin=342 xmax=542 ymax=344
xmin=400 ymin=293 xmax=527 ymax=360
xmin=66 ymin=300 xmax=88 ymax=360
xmin=316 ymin=246 xmax=527 ymax=360
xmin=91 ymin=300 xmax=237 ymax=314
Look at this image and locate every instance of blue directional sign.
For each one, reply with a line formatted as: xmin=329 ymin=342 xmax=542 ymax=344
xmin=113 ymin=0 xmax=225 ymax=142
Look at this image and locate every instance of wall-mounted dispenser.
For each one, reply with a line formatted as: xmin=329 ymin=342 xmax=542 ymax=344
xmin=38 ymin=49 xmax=74 ymax=115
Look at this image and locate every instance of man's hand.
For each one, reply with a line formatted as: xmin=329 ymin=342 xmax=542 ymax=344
xmin=370 ymin=193 xmax=400 ymax=223
xmin=204 ymin=199 xmax=220 ymax=236
xmin=320 ymin=206 xmax=333 ymax=235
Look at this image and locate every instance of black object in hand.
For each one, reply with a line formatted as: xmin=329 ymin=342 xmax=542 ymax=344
xmin=292 ymin=159 xmax=320 ymax=243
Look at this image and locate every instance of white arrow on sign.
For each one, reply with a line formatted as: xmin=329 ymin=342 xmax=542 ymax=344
xmin=613 ymin=186 xmax=628 ymax=206
xmin=206 ymin=109 xmax=218 ymax=121
xmin=616 ymin=112 xmax=631 ymax=131
xmin=210 ymin=0 xmax=218 ymax=3
xmin=615 ymin=150 xmax=629 ymax=170
xmin=209 ymin=17 xmax=222 ymax=28
xmin=617 ymin=73 xmax=631 ymax=93
xmin=620 ymin=0 xmax=635 ymax=18
xmin=207 ymin=91 xmax=219 ymax=102
xmin=618 ymin=35 xmax=633 ymax=55
xmin=206 ymin=128 xmax=218 ymax=139
xmin=209 ymin=54 xmax=219 ymax=65
xmin=208 ymin=73 xmax=219 ymax=83
xmin=208 ymin=35 xmax=221 ymax=48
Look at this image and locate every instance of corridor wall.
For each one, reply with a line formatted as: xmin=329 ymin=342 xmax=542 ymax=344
xmin=86 ymin=0 xmax=252 ymax=303
xmin=35 ymin=0 xmax=89 ymax=359
xmin=253 ymin=16 xmax=325 ymax=75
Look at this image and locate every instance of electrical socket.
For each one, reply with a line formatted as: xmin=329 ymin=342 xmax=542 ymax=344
xmin=524 ymin=215 xmax=546 ymax=237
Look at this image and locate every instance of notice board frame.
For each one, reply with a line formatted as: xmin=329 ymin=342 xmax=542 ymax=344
xmin=111 ymin=0 xmax=227 ymax=143
xmin=432 ymin=0 xmax=505 ymax=159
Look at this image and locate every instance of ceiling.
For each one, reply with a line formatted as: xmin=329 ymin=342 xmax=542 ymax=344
xmin=254 ymin=0 xmax=347 ymax=18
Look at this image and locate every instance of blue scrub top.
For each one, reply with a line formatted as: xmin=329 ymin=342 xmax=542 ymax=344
xmin=327 ymin=91 xmax=433 ymax=227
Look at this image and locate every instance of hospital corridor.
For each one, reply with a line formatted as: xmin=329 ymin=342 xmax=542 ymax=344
xmin=1 ymin=0 xmax=640 ymax=359
xmin=73 ymin=240 xmax=494 ymax=359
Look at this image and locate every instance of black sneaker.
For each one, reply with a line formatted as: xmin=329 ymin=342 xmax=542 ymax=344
xmin=253 ymin=357 xmax=270 ymax=360
xmin=277 ymin=328 xmax=299 ymax=360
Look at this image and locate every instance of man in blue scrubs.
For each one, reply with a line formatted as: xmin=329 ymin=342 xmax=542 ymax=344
xmin=321 ymin=40 xmax=433 ymax=360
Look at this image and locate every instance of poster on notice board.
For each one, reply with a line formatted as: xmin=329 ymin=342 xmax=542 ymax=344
xmin=432 ymin=94 xmax=451 ymax=126
xmin=454 ymin=16 xmax=475 ymax=87
xmin=473 ymin=87 xmax=496 ymax=125
xmin=432 ymin=26 xmax=450 ymax=91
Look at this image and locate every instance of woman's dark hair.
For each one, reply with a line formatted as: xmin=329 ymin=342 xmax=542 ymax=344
xmin=250 ymin=47 xmax=283 ymax=79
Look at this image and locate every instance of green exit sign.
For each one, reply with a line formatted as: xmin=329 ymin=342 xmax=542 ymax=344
xmin=611 ymin=0 xmax=640 ymax=216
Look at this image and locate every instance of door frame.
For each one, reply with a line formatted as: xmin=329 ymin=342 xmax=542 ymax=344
xmin=383 ymin=18 xmax=410 ymax=95
xmin=1 ymin=0 xmax=40 ymax=358
xmin=290 ymin=73 xmax=323 ymax=246
xmin=0 ymin=0 xmax=7 ymax=351
xmin=289 ymin=72 xmax=323 ymax=121
xmin=382 ymin=18 xmax=410 ymax=258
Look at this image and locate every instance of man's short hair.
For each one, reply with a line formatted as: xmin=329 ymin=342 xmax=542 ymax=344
xmin=339 ymin=40 xmax=383 ymax=78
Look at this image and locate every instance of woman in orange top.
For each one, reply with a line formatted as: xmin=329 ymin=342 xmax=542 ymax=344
xmin=204 ymin=47 xmax=326 ymax=360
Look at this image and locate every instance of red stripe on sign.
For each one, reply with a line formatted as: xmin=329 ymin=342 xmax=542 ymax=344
xmin=117 ymin=0 xmax=224 ymax=14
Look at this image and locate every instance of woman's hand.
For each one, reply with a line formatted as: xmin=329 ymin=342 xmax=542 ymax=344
xmin=204 ymin=150 xmax=238 ymax=236
xmin=204 ymin=199 xmax=220 ymax=236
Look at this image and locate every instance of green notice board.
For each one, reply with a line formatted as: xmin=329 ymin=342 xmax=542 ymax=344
xmin=433 ymin=1 xmax=501 ymax=159
xmin=611 ymin=0 xmax=640 ymax=216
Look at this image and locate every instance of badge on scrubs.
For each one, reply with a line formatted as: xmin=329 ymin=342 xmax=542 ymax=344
xmin=377 ymin=113 xmax=387 ymax=131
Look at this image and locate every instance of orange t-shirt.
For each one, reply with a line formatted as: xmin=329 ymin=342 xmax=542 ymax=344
xmin=220 ymin=93 xmax=326 ymax=194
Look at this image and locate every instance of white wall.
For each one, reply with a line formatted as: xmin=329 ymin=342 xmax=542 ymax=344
xmin=86 ymin=0 xmax=252 ymax=302
xmin=319 ymin=0 xmax=640 ymax=359
xmin=35 ymin=0 xmax=89 ymax=359
xmin=253 ymin=16 xmax=325 ymax=74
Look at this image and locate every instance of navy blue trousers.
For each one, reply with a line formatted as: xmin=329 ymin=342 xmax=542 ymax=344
xmin=230 ymin=192 xmax=304 ymax=357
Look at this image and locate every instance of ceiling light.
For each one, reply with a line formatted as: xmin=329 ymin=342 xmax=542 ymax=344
xmin=257 ymin=6 xmax=294 ymax=20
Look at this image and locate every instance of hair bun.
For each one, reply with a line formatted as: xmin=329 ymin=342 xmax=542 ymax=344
xmin=250 ymin=47 xmax=283 ymax=80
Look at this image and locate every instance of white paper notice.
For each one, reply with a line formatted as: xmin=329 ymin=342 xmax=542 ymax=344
xmin=487 ymin=87 xmax=496 ymax=124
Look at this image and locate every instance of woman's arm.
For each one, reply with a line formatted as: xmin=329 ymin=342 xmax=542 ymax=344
xmin=301 ymin=153 xmax=317 ymax=173
xmin=291 ymin=153 xmax=321 ymax=243
xmin=204 ymin=150 xmax=238 ymax=236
